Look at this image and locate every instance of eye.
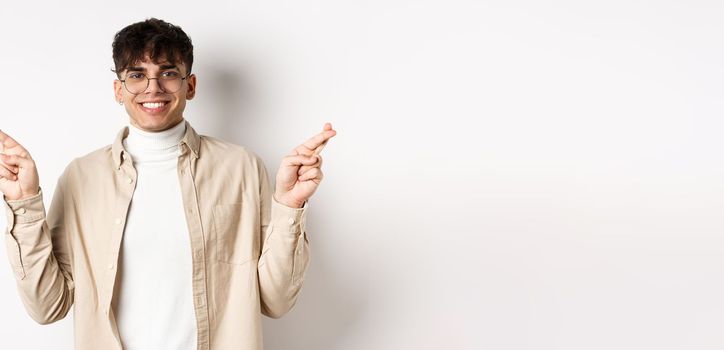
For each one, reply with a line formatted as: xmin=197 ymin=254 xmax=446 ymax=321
xmin=161 ymin=71 xmax=180 ymax=78
xmin=127 ymin=73 xmax=145 ymax=80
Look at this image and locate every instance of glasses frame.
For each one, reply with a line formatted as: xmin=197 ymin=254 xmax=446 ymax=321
xmin=119 ymin=72 xmax=192 ymax=95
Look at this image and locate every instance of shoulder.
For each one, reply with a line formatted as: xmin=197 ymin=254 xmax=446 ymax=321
xmin=55 ymin=144 xmax=112 ymax=184
xmin=198 ymin=135 xmax=265 ymax=167
xmin=71 ymin=144 xmax=115 ymax=170
xmin=197 ymin=135 xmax=273 ymax=184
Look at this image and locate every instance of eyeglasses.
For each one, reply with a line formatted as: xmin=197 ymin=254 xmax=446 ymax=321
xmin=120 ymin=71 xmax=191 ymax=94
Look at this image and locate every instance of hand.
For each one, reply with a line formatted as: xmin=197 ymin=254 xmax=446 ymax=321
xmin=274 ymin=122 xmax=337 ymax=208
xmin=0 ymin=130 xmax=39 ymax=201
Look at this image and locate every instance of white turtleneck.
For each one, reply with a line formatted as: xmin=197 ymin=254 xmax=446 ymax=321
xmin=113 ymin=119 xmax=198 ymax=350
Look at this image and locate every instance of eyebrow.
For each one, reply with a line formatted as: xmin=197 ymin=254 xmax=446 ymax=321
xmin=126 ymin=64 xmax=179 ymax=72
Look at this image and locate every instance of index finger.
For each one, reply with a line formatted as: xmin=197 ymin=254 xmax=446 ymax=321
xmin=300 ymin=126 xmax=336 ymax=154
xmin=312 ymin=138 xmax=328 ymax=156
xmin=0 ymin=129 xmax=25 ymax=153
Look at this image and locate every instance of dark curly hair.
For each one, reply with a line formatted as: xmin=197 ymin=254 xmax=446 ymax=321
xmin=111 ymin=18 xmax=194 ymax=78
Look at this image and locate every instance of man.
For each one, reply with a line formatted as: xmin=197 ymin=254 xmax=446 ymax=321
xmin=0 ymin=18 xmax=336 ymax=350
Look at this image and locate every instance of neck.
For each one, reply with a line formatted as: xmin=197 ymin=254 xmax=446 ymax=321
xmin=123 ymin=120 xmax=186 ymax=161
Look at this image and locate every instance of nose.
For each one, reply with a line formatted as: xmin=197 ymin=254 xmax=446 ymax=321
xmin=145 ymin=78 xmax=164 ymax=93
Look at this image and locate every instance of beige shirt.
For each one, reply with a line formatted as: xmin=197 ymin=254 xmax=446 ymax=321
xmin=2 ymin=120 xmax=311 ymax=350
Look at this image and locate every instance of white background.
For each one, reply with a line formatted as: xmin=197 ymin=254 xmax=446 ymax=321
xmin=1 ymin=1 xmax=723 ymax=349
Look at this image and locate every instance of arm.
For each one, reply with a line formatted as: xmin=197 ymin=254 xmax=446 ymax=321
xmin=3 ymin=170 xmax=75 ymax=325
xmin=255 ymin=122 xmax=335 ymax=318
xmin=256 ymin=156 xmax=310 ymax=319
xmin=0 ymin=128 xmax=74 ymax=325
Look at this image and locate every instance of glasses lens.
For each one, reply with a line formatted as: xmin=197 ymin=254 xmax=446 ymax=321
xmin=124 ymin=73 xmax=185 ymax=94
xmin=159 ymin=75 xmax=183 ymax=93
xmin=124 ymin=74 xmax=148 ymax=94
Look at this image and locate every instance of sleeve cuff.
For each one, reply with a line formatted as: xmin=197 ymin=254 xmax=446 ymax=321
xmin=3 ymin=187 xmax=45 ymax=232
xmin=270 ymin=195 xmax=308 ymax=235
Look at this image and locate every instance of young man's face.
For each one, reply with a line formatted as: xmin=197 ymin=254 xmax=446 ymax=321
xmin=113 ymin=54 xmax=196 ymax=132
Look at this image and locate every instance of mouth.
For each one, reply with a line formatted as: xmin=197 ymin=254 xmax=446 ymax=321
xmin=137 ymin=100 xmax=170 ymax=114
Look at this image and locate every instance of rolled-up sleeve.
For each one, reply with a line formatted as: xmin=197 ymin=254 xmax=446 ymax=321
xmin=4 ymin=188 xmax=46 ymax=280
xmin=3 ymin=171 xmax=75 ymax=325
xmin=255 ymin=155 xmax=311 ymax=319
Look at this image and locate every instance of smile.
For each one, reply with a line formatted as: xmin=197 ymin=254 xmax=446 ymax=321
xmin=138 ymin=101 xmax=169 ymax=113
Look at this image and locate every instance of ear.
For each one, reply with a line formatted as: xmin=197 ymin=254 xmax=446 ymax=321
xmin=185 ymin=74 xmax=196 ymax=100
xmin=113 ymin=79 xmax=123 ymax=103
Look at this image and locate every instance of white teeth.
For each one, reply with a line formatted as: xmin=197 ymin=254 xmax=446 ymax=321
xmin=142 ymin=102 xmax=166 ymax=108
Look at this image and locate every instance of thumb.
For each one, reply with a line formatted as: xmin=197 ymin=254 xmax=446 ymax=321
xmin=284 ymin=154 xmax=319 ymax=167
xmin=1 ymin=153 xmax=32 ymax=169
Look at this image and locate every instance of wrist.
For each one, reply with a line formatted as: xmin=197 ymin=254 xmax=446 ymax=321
xmin=273 ymin=193 xmax=304 ymax=208
xmin=4 ymin=188 xmax=40 ymax=202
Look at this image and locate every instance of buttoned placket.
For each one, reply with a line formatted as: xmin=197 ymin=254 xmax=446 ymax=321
xmin=105 ymin=150 xmax=138 ymax=349
xmin=177 ymin=142 xmax=211 ymax=350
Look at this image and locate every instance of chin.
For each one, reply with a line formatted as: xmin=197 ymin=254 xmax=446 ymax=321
xmin=135 ymin=116 xmax=182 ymax=131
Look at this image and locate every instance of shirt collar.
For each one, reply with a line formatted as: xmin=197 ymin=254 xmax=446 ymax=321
xmin=112 ymin=119 xmax=200 ymax=169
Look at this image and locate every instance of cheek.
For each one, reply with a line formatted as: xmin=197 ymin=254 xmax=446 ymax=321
xmin=173 ymin=98 xmax=187 ymax=109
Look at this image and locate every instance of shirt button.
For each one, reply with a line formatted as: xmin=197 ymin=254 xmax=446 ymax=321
xmin=114 ymin=218 xmax=121 ymax=225
xmin=288 ymin=218 xmax=295 ymax=224
xmin=14 ymin=208 xmax=26 ymax=215
xmin=126 ymin=178 xmax=133 ymax=184
xmin=108 ymin=264 xmax=114 ymax=269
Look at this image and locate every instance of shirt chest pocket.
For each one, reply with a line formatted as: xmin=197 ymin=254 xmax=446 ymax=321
xmin=212 ymin=202 xmax=259 ymax=265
